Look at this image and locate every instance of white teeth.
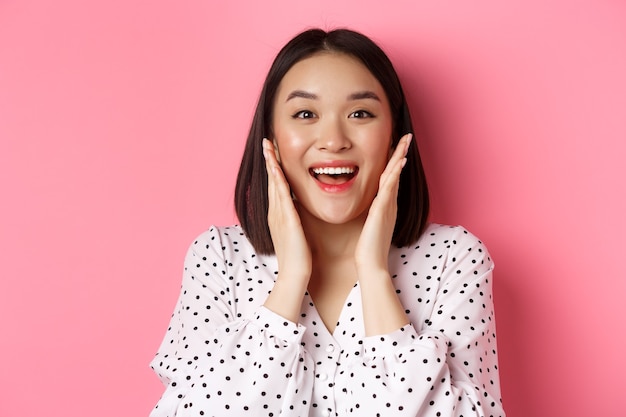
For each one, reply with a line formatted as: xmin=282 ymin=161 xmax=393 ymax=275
xmin=312 ymin=167 xmax=355 ymax=175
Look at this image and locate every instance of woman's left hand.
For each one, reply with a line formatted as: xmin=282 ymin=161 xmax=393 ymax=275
xmin=355 ymin=133 xmax=412 ymax=335
xmin=355 ymin=133 xmax=412 ymax=274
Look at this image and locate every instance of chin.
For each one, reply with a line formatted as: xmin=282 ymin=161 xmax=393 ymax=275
xmin=310 ymin=205 xmax=368 ymax=226
xmin=295 ymin=192 xmax=373 ymax=226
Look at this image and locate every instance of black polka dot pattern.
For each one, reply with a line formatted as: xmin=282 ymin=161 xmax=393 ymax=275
xmin=149 ymin=224 xmax=505 ymax=416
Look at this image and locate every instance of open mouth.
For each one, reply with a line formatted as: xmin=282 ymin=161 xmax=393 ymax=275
xmin=309 ymin=166 xmax=359 ymax=185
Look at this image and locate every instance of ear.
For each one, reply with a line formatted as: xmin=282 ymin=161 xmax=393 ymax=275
xmin=272 ymin=138 xmax=281 ymax=164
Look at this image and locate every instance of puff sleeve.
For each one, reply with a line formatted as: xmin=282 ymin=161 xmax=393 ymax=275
xmin=149 ymin=227 xmax=315 ymax=417
xmin=334 ymin=226 xmax=505 ymax=416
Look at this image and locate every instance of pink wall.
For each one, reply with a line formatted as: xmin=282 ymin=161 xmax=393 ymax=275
xmin=1 ymin=1 xmax=625 ymax=416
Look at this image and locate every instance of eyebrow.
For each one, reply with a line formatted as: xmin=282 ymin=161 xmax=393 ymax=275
xmin=348 ymin=91 xmax=381 ymax=101
xmin=286 ymin=90 xmax=318 ymax=101
xmin=285 ymin=90 xmax=381 ymax=102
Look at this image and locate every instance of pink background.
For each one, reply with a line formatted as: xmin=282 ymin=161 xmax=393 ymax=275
xmin=1 ymin=1 xmax=625 ymax=416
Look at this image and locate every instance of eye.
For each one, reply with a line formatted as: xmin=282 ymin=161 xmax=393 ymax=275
xmin=292 ymin=110 xmax=316 ymax=119
xmin=349 ymin=110 xmax=374 ymax=119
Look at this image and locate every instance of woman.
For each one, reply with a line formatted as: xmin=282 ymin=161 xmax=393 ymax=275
xmin=150 ymin=28 xmax=505 ymax=417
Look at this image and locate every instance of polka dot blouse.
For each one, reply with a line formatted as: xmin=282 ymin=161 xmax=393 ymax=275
xmin=150 ymin=223 xmax=505 ymax=417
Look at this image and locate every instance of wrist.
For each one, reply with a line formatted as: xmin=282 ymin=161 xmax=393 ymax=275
xmin=356 ymin=265 xmax=389 ymax=282
xmin=263 ymin=276 xmax=308 ymax=324
xmin=359 ymin=274 xmax=409 ymax=336
xmin=273 ymin=275 xmax=309 ymax=293
xmin=275 ymin=267 xmax=311 ymax=287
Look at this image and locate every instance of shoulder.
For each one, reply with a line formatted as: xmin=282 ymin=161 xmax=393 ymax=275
xmin=395 ymin=223 xmax=494 ymax=270
xmin=188 ymin=224 xmax=255 ymax=254
xmin=186 ymin=224 xmax=272 ymax=266
xmin=418 ymin=223 xmax=489 ymax=250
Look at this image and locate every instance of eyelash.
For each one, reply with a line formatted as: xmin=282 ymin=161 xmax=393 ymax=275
xmin=349 ymin=110 xmax=374 ymax=119
xmin=292 ymin=110 xmax=316 ymax=119
xmin=291 ymin=110 xmax=375 ymax=119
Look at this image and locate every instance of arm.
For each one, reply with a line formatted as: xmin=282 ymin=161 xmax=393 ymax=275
xmin=340 ymin=228 xmax=505 ymax=416
xmin=149 ymin=227 xmax=314 ymax=417
xmin=261 ymin=138 xmax=312 ymax=323
xmin=355 ymin=133 xmax=412 ymax=335
xmin=352 ymin=134 xmax=504 ymax=415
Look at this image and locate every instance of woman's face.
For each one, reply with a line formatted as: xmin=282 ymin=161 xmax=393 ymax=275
xmin=271 ymin=52 xmax=393 ymax=226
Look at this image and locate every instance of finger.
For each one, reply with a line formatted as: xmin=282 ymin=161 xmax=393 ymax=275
xmin=385 ymin=157 xmax=407 ymax=194
xmin=262 ymin=138 xmax=277 ymax=175
xmin=379 ymin=134 xmax=411 ymax=185
xmin=262 ymin=139 xmax=294 ymax=206
xmin=392 ymin=133 xmax=412 ymax=161
xmin=379 ymin=133 xmax=412 ymax=191
xmin=262 ymin=139 xmax=277 ymax=202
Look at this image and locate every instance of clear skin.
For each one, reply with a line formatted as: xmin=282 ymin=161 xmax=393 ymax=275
xmin=262 ymin=52 xmax=413 ymax=336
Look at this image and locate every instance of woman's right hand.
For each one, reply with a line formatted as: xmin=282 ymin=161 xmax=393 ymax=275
xmin=262 ymin=138 xmax=312 ymax=323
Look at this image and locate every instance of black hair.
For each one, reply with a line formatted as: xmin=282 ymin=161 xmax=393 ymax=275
xmin=235 ymin=28 xmax=429 ymax=254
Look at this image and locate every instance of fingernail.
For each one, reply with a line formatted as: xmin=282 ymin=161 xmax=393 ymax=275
xmin=401 ymin=157 xmax=407 ymax=168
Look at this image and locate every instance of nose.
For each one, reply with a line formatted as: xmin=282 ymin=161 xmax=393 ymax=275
xmin=316 ymin=118 xmax=351 ymax=152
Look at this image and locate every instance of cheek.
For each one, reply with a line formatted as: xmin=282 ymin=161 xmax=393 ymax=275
xmin=272 ymin=134 xmax=309 ymax=184
xmin=273 ymin=127 xmax=309 ymax=163
xmin=363 ymin=128 xmax=393 ymax=166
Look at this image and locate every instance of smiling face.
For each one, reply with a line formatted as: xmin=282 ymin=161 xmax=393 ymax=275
xmin=271 ymin=52 xmax=393 ymax=226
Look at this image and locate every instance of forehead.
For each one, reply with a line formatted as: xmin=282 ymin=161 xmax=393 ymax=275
xmin=276 ymin=52 xmax=387 ymax=100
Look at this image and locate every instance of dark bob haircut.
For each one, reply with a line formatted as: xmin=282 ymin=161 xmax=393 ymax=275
xmin=235 ymin=28 xmax=429 ymax=254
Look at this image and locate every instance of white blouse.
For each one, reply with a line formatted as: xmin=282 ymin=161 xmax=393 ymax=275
xmin=150 ymin=223 xmax=505 ymax=417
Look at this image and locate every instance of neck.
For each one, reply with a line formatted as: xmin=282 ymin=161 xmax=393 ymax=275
xmin=298 ymin=205 xmax=366 ymax=262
